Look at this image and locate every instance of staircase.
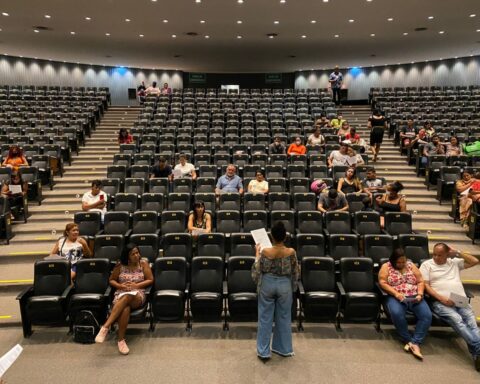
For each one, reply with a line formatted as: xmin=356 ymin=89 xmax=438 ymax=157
xmin=0 ymin=106 xmax=141 ymax=325
xmin=345 ymin=106 xmax=480 ymax=257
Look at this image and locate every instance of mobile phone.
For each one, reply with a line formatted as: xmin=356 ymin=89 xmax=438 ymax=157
xmin=99 ymin=194 xmax=104 ymax=201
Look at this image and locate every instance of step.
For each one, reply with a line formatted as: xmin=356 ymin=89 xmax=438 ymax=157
xmin=0 ymin=292 xmax=21 ymax=325
xmin=28 ymin=205 xmax=81 ymax=214
xmin=13 ymin=223 xmax=69 ymax=235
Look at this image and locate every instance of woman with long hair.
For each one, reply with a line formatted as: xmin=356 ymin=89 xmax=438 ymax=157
xmin=117 ymin=128 xmax=133 ymax=145
xmin=1 ymin=145 xmax=28 ymax=174
xmin=187 ymin=201 xmax=212 ymax=236
xmin=337 ymin=167 xmax=362 ymax=195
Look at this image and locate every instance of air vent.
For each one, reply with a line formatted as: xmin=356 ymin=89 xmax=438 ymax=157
xmin=185 ymin=32 xmax=198 ymax=36
xmin=266 ymin=33 xmax=278 ymax=38
xmin=32 ymin=26 xmax=52 ymax=31
xmin=414 ymin=27 xmax=428 ymax=32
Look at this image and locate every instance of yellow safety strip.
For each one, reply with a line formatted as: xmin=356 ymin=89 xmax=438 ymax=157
xmin=0 ymin=279 xmax=33 ymax=284
xmin=0 ymin=316 xmax=12 ymax=319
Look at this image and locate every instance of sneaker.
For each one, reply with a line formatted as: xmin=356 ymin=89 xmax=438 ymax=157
xmin=118 ymin=339 xmax=129 ymax=355
xmin=257 ymin=355 xmax=270 ymax=363
xmin=95 ymin=326 xmax=109 ymax=343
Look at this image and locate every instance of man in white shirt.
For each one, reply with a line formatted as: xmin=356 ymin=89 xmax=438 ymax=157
xmin=81 ymin=180 xmax=107 ymax=221
xmin=173 ymin=153 xmax=197 ymax=180
xmin=327 ymin=142 xmax=349 ymax=168
xmin=420 ymin=242 xmax=480 ymax=371
xmin=145 ymin=81 xmax=161 ymax=96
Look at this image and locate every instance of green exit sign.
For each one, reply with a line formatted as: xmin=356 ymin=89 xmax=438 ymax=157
xmin=265 ymin=73 xmax=282 ymax=84
xmin=189 ymin=73 xmax=207 ymax=84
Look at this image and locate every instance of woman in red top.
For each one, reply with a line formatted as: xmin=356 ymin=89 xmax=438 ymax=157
xmin=118 ymin=128 xmax=133 ymax=145
xmin=287 ymin=136 xmax=306 ymax=156
xmin=1 ymin=145 xmax=28 ymax=174
xmin=379 ymin=249 xmax=431 ymax=360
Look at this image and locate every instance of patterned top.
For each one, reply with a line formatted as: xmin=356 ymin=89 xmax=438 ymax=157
xmin=113 ymin=264 xmax=146 ymax=304
xmin=252 ymin=251 xmax=300 ymax=292
xmin=386 ymin=261 xmax=418 ymax=296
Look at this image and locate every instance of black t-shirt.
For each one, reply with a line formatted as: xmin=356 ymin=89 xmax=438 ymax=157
xmin=137 ymin=84 xmax=146 ymax=91
xmin=151 ymin=164 xmax=172 ymax=178
xmin=369 ymin=115 xmax=386 ymax=128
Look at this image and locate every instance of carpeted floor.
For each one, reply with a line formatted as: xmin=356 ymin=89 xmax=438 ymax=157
xmin=1 ymin=321 xmax=479 ymax=384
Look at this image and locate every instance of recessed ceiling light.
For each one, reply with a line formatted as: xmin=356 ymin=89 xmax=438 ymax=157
xmin=439 ymin=30 xmax=445 ymax=34
xmin=172 ymin=34 xmax=177 ymax=38
xmin=334 ymin=34 xmax=339 ymax=38
xmin=469 ymin=14 xmax=476 ymax=18
xmin=70 ymin=31 xmax=76 ymax=35
xmin=301 ymin=35 xmax=307 ymax=38
xmin=366 ymin=0 xmax=373 ymax=2
xmin=19 ymin=55 xmax=23 ymax=58
xmin=274 ymin=20 xmax=279 ymax=24
xmin=311 ymin=20 xmax=316 ymax=24
xmin=85 ymin=17 xmax=91 ymax=21
xmin=196 ymin=0 xmax=202 ymax=3
xmin=403 ymin=32 xmax=408 ymax=35
xmin=2 ymin=12 xmax=9 ymax=17
xmin=269 ymin=35 xmax=274 ymax=39
xmin=439 ymin=58 xmax=443 ymax=60
xmin=370 ymin=33 xmax=375 ymax=37
xmin=237 ymin=0 xmax=243 ymax=3
xmin=349 ymin=19 xmax=355 ymax=23
xmin=428 ymin=16 xmax=434 ymax=20
xmin=151 ymin=0 xmax=157 ymax=2
xmin=323 ymin=0 xmax=329 ymax=2
xmin=163 ymin=19 xmax=168 ymax=23
xmin=280 ymin=0 xmax=286 ymax=3
xmin=411 ymin=61 xmax=414 ymax=64
xmin=237 ymin=35 xmax=242 ymax=39
xmin=387 ymin=17 xmax=393 ymax=21
xmin=105 ymin=33 xmax=110 ymax=36
xmin=237 ymin=20 xmax=242 ymax=24
xmin=34 ymin=29 xmax=39 ymax=33
xmin=125 ymin=18 xmax=131 ymax=22
xmin=200 ymin=20 xmax=206 ymax=24
xmin=205 ymin=35 xmax=210 ymax=39
xmin=454 ymin=56 xmax=458 ymax=59
xmin=44 ymin=15 xmax=51 ymax=19
xmin=477 ymin=29 xmax=480 ymax=32
xmin=139 ymin=34 xmax=144 ymax=37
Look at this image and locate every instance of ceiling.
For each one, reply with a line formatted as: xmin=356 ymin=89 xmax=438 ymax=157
xmin=0 ymin=0 xmax=479 ymax=72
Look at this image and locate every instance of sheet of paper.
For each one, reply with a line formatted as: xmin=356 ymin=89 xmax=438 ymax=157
xmin=117 ymin=290 xmax=138 ymax=299
xmin=449 ymin=292 xmax=468 ymax=308
xmin=0 ymin=344 xmax=23 ymax=377
xmin=8 ymin=185 xmax=22 ymax=194
xmin=172 ymin=169 xmax=182 ymax=178
xmin=192 ymin=228 xmax=207 ymax=236
xmin=250 ymin=228 xmax=272 ymax=251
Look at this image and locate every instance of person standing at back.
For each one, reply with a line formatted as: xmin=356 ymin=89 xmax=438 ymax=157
xmin=329 ymin=65 xmax=343 ymax=105
xmin=252 ymin=222 xmax=299 ymax=361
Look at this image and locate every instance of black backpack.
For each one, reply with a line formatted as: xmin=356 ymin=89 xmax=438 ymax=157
xmin=73 ymin=310 xmax=100 ymax=344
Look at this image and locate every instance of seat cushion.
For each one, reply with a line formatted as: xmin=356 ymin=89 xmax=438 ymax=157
xmin=69 ymin=293 xmax=105 ymax=312
xmin=152 ymin=290 xmax=185 ymax=321
xmin=344 ymin=291 xmax=379 ymax=322
xmin=229 ymin=292 xmax=257 ymax=302
xmin=191 ymin=292 xmax=222 ymax=301
xmin=306 ymin=291 xmax=338 ymax=301
xmin=154 ymin=289 xmax=183 ymax=300
xmin=26 ymin=295 xmax=65 ymax=324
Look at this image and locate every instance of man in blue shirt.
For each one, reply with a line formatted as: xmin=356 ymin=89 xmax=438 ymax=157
xmin=215 ymin=164 xmax=244 ymax=195
xmin=329 ymin=66 xmax=343 ymax=105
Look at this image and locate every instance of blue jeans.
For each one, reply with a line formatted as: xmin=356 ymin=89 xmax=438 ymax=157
xmin=432 ymin=301 xmax=480 ymax=358
xmin=257 ymin=273 xmax=293 ymax=358
xmin=386 ymin=296 xmax=432 ymax=345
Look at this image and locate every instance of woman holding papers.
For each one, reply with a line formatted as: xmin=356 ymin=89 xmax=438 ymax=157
xmin=1 ymin=173 xmax=27 ymax=220
xmin=378 ymin=249 xmax=432 ymax=360
xmin=252 ymin=222 xmax=299 ymax=361
xmin=187 ymin=201 xmax=212 ymax=237
xmin=95 ymin=244 xmax=153 ymax=355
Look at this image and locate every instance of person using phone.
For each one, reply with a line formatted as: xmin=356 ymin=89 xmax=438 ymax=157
xmin=81 ymin=180 xmax=108 ymax=221
xmin=378 ymin=248 xmax=431 ymax=360
xmin=420 ymin=243 xmax=480 ymax=371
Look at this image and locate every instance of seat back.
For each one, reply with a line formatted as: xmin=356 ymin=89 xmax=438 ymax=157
xmin=354 ymin=211 xmax=381 ymax=235
xmin=296 ymin=234 xmax=325 ymax=260
xmin=33 ymin=260 xmax=71 ymax=296
xmin=74 ymin=258 xmax=110 ymax=294
xmin=162 ymin=233 xmax=192 ymax=261
xmin=219 ymin=193 xmax=241 ymax=211
xmin=74 ymin=212 xmax=101 ymax=237
xmin=297 ymin=211 xmax=323 ymax=234
xmin=301 ymin=257 xmax=335 ymax=292
xmin=243 ymin=193 xmax=265 ymax=211
xmin=197 ymin=233 xmax=225 ymax=257
xmin=329 ymin=234 xmax=358 ymax=260
xmin=141 ymin=193 xmax=164 ymax=212
xmin=227 ymin=256 xmax=256 ymax=294
xmin=124 ymin=178 xmax=145 ymax=196
xmin=93 ymin=234 xmax=124 ymax=263
xmin=398 ymin=234 xmax=429 ymax=265
xmin=114 ymin=193 xmax=138 ymax=213
xmin=243 ymin=210 xmax=268 ymax=232
xmin=340 ymin=257 xmax=374 ymax=292
xmin=191 ymin=257 xmax=224 ymax=293
xmin=384 ymin=212 xmax=412 ymax=235
xmin=103 ymin=211 xmax=130 ymax=235
xmin=132 ymin=211 xmax=158 ymax=234
xmin=364 ymin=234 xmax=394 ymax=264
xmin=129 ymin=234 xmax=159 ymax=263
xmin=293 ymin=193 xmax=316 ymax=211
xmin=270 ymin=210 xmax=295 ymax=234
xmin=325 ymin=211 xmax=351 ymax=234
xmin=268 ymin=192 xmax=291 ymax=210
xmin=168 ymin=193 xmax=191 ymax=212
xmin=149 ymin=178 xmax=169 ymax=195
xmin=230 ymin=233 xmax=256 ymax=256
xmin=154 ymin=257 xmax=187 ymax=291
xmin=216 ymin=210 xmax=241 ymax=233
xmin=346 ymin=193 xmax=369 ymax=214
xmin=161 ymin=210 xmax=186 ymax=234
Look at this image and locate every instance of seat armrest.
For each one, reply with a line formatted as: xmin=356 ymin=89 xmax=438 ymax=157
xmin=16 ymin=285 xmax=34 ymax=301
xmin=222 ymin=280 xmax=228 ymax=297
xmin=61 ymin=285 xmax=73 ymax=300
xmin=336 ymin=282 xmax=346 ymax=297
xmin=323 ymin=229 xmax=330 ymax=237
xmin=375 ymin=282 xmax=388 ymax=297
xmin=103 ymin=286 xmax=112 ymax=300
xmin=95 ymin=230 xmax=104 ymax=236
xmin=297 ymin=281 xmax=305 ymax=297
xmin=352 ymin=229 xmax=361 ymax=237
xmin=124 ymin=229 xmax=132 ymax=238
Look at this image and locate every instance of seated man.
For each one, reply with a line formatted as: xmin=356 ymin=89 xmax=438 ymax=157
xmin=151 ymin=156 xmax=173 ymax=180
xmin=362 ymin=167 xmax=386 ymax=198
xmin=215 ymin=164 xmax=244 ymax=196
xmin=269 ymin=136 xmax=286 ymax=155
xmin=421 ymin=134 xmax=445 ymax=167
xmin=317 ymin=188 xmax=349 ymax=213
xmin=328 ymin=142 xmax=349 ymax=167
xmin=81 ymin=180 xmax=107 ymax=221
xmin=420 ymin=243 xmax=480 ymax=371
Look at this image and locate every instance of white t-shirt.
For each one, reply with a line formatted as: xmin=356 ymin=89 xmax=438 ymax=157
xmin=329 ymin=150 xmax=348 ymax=166
xmin=57 ymin=237 xmax=84 ymax=265
xmin=419 ymin=258 xmax=466 ymax=298
xmin=248 ymin=180 xmax=269 ymax=194
xmin=308 ymin=134 xmax=325 ymax=145
xmin=82 ymin=191 xmax=107 ymax=215
xmin=174 ymin=162 xmax=195 ymax=178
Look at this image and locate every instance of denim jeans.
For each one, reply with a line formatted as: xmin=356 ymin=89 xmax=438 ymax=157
xmin=386 ymin=296 xmax=432 ymax=345
xmin=432 ymin=301 xmax=480 ymax=358
xmin=332 ymin=88 xmax=341 ymax=105
xmin=257 ymin=273 xmax=293 ymax=358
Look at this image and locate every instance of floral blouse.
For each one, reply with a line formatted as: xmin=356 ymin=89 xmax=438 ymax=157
xmin=386 ymin=261 xmax=418 ymax=296
xmin=251 ymin=252 xmax=300 ymax=292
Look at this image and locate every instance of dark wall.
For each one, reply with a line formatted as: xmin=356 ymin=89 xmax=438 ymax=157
xmin=183 ymin=72 xmax=295 ymax=89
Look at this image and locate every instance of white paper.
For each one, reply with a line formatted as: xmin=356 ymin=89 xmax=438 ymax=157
xmin=0 ymin=344 xmax=23 ymax=377
xmin=8 ymin=185 xmax=22 ymax=194
xmin=172 ymin=169 xmax=182 ymax=178
xmin=449 ymin=292 xmax=469 ymax=308
xmin=250 ymin=228 xmax=272 ymax=251
xmin=117 ymin=290 xmax=138 ymax=299
xmin=192 ymin=228 xmax=207 ymax=236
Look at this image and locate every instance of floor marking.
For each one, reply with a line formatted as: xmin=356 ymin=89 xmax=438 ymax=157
xmin=0 ymin=316 xmax=12 ymax=320
xmin=8 ymin=251 xmax=49 ymax=255
xmin=0 ymin=279 xmax=33 ymax=284
xmin=462 ymin=279 xmax=480 ymax=284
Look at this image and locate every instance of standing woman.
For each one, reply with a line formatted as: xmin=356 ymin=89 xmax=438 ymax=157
xmin=367 ymin=109 xmax=387 ymax=162
xmin=49 ymin=223 xmax=91 ymax=280
xmin=252 ymin=222 xmax=299 ymax=361
xmin=95 ymin=244 xmax=153 ymax=355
